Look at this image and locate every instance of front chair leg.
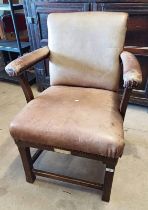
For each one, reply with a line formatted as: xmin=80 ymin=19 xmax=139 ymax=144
xmin=102 ymin=160 xmax=117 ymax=202
xmin=17 ymin=144 xmax=36 ymax=183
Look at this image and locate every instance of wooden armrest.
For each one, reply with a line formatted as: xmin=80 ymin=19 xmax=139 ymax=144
xmin=120 ymin=51 xmax=142 ymax=119
xmin=5 ymin=46 xmax=50 ymax=77
xmin=120 ymin=51 xmax=142 ymax=89
xmin=5 ymin=46 xmax=49 ymax=103
xmin=120 ymin=51 xmax=142 ymax=88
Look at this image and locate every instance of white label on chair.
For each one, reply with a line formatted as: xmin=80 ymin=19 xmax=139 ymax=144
xmin=54 ymin=148 xmax=71 ymax=155
xmin=106 ymin=168 xmax=114 ymax=173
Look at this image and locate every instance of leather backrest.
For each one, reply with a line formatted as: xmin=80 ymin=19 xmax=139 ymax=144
xmin=47 ymin=12 xmax=128 ymax=91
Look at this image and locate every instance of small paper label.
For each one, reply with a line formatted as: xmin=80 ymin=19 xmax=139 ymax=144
xmin=54 ymin=148 xmax=71 ymax=155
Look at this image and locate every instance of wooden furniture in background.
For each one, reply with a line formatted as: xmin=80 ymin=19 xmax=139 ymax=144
xmin=23 ymin=0 xmax=148 ymax=106
xmin=0 ymin=0 xmax=35 ymax=84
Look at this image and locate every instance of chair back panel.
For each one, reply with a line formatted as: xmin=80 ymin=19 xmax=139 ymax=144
xmin=48 ymin=12 xmax=128 ymax=91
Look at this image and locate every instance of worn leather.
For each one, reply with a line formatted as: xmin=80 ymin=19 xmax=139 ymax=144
xmin=48 ymin=12 xmax=128 ymax=91
xmin=120 ymin=51 xmax=142 ymax=88
xmin=10 ymin=86 xmax=124 ymax=158
xmin=5 ymin=46 xmax=50 ymax=76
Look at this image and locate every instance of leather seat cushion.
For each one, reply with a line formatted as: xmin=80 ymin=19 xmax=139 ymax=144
xmin=10 ymin=86 xmax=124 ymax=158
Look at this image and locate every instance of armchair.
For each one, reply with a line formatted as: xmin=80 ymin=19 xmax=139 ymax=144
xmin=5 ymin=12 xmax=142 ymax=202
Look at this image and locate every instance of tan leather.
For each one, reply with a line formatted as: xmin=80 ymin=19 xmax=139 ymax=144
xmin=120 ymin=51 xmax=142 ymax=88
xmin=48 ymin=12 xmax=128 ymax=91
xmin=5 ymin=46 xmax=50 ymax=76
xmin=10 ymin=86 xmax=124 ymax=158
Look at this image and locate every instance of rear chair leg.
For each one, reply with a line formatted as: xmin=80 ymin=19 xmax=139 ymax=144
xmin=17 ymin=145 xmax=36 ymax=183
xmin=102 ymin=160 xmax=117 ymax=202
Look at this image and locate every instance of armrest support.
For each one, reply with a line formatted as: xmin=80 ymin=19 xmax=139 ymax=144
xmin=120 ymin=51 xmax=142 ymax=88
xmin=19 ymin=74 xmax=34 ymax=103
xmin=5 ymin=46 xmax=50 ymax=76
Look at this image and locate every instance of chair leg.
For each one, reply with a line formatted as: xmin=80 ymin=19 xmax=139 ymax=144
xmin=17 ymin=145 xmax=36 ymax=183
xmin=102 ymin=160 xmax=117 ymax=202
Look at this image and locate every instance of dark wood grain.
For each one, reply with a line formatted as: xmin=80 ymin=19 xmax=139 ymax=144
xmin=102 ymin=161 xmax=117 ymax=202
xmin=17 ymin=145 xmax=36 ymax=183
xmin=32 ymin=149 xmax=43 ymax=164
xmin=33 ymin=168 xmax=103 ymax=190
xmin=120 ymin=88 xmax=132 ymax=119
xmin=19 ymin=74 xmax=34 ymax=103
xmin=15 ymin=139 xmax=118 ymax=202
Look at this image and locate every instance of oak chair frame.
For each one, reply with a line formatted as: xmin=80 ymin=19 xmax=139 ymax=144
xmin=12 ymin=61 xmax=132 ymax=202
xmin=5 ymin=24 xmax=142 ymax=200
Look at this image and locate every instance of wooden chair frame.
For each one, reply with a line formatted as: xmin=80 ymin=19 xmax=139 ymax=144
xmin=5 ymin=44 xmax=141 ymax=202
xmin=14 ymin=73 xmax=132 ymax=202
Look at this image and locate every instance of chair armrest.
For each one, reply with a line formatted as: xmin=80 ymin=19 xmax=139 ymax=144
xmin=5 ymin=46 xmax=50 ymax=103
xmin=5 ymin=46 xmax=50 ymax=76
xmin=120 ymin=51 xmax=142 ymax=88
xmin=119 ymin=51 xmax=142 ymax=119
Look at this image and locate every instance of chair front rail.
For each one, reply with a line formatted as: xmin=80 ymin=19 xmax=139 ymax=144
xmin=15 ymin=140 xmax=118 ymax=164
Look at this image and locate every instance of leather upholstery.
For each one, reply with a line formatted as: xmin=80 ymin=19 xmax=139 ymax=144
xmin=48 ymin=12 xmax=128 ymax=91
xmin=120 ymin=51 xmax=142 ymax=88
xmin=5 ymin=46 xmax=50 ymax=76
xmin=10 ymin=86 xmax=124 ymax=158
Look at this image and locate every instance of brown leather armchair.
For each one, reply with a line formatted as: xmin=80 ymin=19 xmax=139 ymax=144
xmin=5 ymin=12 xmax=142 ymax=202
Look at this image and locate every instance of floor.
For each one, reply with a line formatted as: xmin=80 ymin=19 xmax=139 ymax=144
xmin=0 ymin=82 xmax=148 ymax=210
